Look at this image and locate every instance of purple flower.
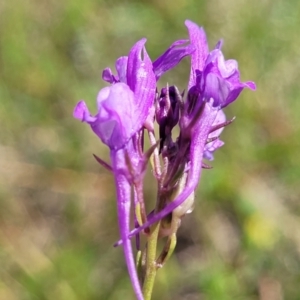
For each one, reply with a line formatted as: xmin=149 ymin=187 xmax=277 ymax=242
xmin=74 ymin=84 xmax=136 ymax=150
xmin=185 ymin=20 xmax=256 ymax=108
xmin=74 ymin=39 xmax=156 ymax=150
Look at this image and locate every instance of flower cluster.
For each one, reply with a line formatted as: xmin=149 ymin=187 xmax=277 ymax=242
xmin=74 ymin=20 xmax=255 ymax=300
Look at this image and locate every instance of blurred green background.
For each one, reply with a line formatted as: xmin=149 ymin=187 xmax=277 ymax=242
xmin=1 ymin=0 xmax=300 ymax=299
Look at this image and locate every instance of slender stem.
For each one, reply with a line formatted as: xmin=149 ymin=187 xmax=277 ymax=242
xmin=141 ymin=130 xmax=164 ymax=299
xmin=142 ymin=220 xmax=161 ymax=300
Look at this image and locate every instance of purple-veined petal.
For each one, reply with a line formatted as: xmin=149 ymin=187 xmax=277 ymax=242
xmin=153 ymin=39 xmax=195 ymax=80
xmin=185 ymin=21 xmax=256 ymax=107
xmin=127 ymin=38 xmax=147 ymax=93
xmin=115 ymin=56 xmax=128 ymax=83
xmin=202 ymin=72 xmax=231 ymax=107
xmin=94 ymin=83 xmax=136 ymax=149
xmin=127 ymin=38 xmax=156 ymax=129
xmin=201 ymin=50 xmax=256 ymax=107
xmin=185 ymin=20 xmax=209 ymax=89
xmin=76 ymin=40 xmax=156 ymax=150
xmin=74 ymin=83 xmax=137 ymax=150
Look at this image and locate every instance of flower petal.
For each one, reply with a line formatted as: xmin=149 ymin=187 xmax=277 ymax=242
xmin=73 ymin=100 xmax=97 ymax=123
xmin=115 ymin=56 xmax=128 ymax=83
xmin=203 ymin=139 xmax=224 ymax=160
xmin=202 ymin=50 xmax=256 ymax=107
xmin=93 ymin=83 xmax=136 ymax=149
xmin=102 ymin=68 xmax=118 ymax=84
xmin=153 ymin=39 xmax=195 ymax=80
xmin=185 ymin=20 xmax=209 ymax=89
xmin=127 ymin=38 xmax=156 ymax=129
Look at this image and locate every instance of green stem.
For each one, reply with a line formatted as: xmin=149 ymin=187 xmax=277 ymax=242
xmin=142 ymin=130 xmax=163 ymax=299
xmin=142 ymin=220 xmax=161 ymax=300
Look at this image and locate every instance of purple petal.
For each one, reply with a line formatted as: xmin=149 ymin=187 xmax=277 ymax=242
xmin=210 ymin=109 xmax=226 ymax=137
xmin=93 ymin=83 xmax=136 ymax=149
xmin=73 ymin=100 xmax=97 ymax=123
xmin=102 ymin=68 xmax=118 ymax=84
xmin=245 ymin=81 xmax=256 ymax=90
xmin=214 ymin=39 xmax=223 ymax=50
xmin=202 ymin=73 xmax=231 ymax=107
xmin=153 ymin=39 xmax=195 ymax=80
xmin=203 ymin=139 xmax=224 ymax=160
xmin=127 ymin=38 xmax=156 ymax=128
xmin=102 ymin=57 xmax=128 ymax=84
xmin=203 ymin=109 xmax=226 ymax=160
xmin=185 ymin=20 xmax=209 ymax=89
xmin=73 ymin=84 xmax=137 ymax=150
xmin=115 ymin=56 xmax=128 ymax=83
xmin=126 ymin=38 xmax=147 ymax=93
xmin=202 ymin=50 xmax=256 ymax=107
xmin=211 ymin=51 xmax=238 ymax=78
